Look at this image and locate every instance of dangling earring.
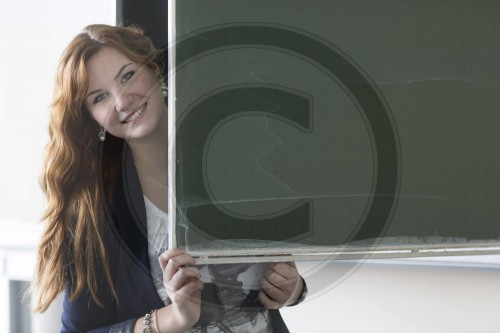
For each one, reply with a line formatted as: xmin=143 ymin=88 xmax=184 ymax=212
xmin=160 ymin=79 xmax=168 ymax=98
xmin=98 ymin=125 xmax=106 ymax=142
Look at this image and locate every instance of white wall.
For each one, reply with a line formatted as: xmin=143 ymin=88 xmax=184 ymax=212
xmin=0 ymin=0 xmax=116 ymax=226
xmin=282 ymin=259 xmax=500 ymax=333
xmin=0 ymin=0 xmax=115 ymax=331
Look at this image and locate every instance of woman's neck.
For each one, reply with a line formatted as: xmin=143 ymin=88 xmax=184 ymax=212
xmin=130 ymin=141 xmax=167 ymax=178
xmin=129 ymin=135 xmax=169 ymax=213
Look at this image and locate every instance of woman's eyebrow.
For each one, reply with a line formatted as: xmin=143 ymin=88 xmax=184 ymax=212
xmin=114 ymin=63 xmax=133 ymax=81
xmin=86 ymin=88 xmax=101 ymax=99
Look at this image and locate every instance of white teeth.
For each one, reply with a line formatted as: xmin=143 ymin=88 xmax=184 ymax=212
xmin=124 ymin=105 xmax=145 ymax=123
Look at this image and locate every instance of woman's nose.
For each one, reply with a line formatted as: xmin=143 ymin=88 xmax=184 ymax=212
xmin=114 ymin=91 xmax=133 ymax=112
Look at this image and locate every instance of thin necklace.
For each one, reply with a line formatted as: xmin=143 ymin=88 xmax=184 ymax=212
xmin=136 ymin=166 xmax=168 ymax=189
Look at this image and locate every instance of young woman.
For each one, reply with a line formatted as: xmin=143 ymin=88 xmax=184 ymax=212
xmin=31 ymin=24 xmax=306 ymax=333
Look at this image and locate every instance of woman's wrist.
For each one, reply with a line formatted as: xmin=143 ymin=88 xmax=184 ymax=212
xmin=133 ymin=305 xmax=186 ymax=333
xmin=155 ymin=304 xmax=193 ymax=333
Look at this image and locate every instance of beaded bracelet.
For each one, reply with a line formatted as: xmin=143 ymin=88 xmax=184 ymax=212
xmin=142 ymin=310 xmax=155 ymax=333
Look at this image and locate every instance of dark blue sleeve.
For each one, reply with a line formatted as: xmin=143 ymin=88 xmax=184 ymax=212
xmin=61 ymin=285 xmax=139 ymax=333
xmin=59 ymin=241 xmax=164 ymax=333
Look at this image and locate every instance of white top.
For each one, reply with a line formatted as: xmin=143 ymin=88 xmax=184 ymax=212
xmin=144 ymin=195 xmax=169 ymax=303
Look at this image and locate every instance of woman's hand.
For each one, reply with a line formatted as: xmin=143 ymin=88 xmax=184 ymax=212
xmin=258 ymin=262 xmax=304 ymax=309
xmin=158 ymin=248 xmax=203 ymax=331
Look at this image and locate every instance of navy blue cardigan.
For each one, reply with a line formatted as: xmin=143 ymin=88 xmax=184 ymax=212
xmin=60 ymin=155 xmax=290 ymax=333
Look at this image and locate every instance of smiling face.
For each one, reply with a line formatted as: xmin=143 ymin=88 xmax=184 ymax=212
xmin=84 ymin=47 xmax=167 ymax=142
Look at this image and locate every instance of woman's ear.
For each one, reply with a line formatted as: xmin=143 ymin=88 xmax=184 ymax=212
xmin=150 ymin=62 xmax=161 ymax=77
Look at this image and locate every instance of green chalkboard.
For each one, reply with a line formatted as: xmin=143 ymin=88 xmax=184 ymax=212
xmin=169 ymin=0 xmax=500 ymax=262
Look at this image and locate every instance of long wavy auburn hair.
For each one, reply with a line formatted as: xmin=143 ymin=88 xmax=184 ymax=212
xmin=32 ymin=24 xmax=162 ymax=312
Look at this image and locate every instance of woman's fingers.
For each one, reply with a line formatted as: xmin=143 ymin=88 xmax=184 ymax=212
xmin=167 ymin=266 xmax=201 ymax=293
xmin=268 ymin=262 xmax=298 ymax=282
xmin=163 ymin=253 xmax=196 ymax=283
xmin=170 ymin=279 xmax=204 ymax=304
xmin=259 ymin=276 xmax=288 ymax=302
xmin=158 ymin=248 xmax=192 ymax=270
xmin=158 ymin=248 xmax=202 ymax=302
xmin=264 ymin=262 xmax=299 ymax=290
xmin=159 ymin=249 xmax=197 ymax=283
xmin=258 ymin=289 xmax=282 ymax=310
xmin=259 ymin=262 xmax=302 ymax=309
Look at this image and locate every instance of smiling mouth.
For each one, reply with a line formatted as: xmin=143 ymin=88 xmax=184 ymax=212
xmin=122 ymin=104 xmax=146 ymax=123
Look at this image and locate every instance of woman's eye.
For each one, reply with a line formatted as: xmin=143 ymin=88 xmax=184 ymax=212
xmin=121 ymin=71 xmax=135 ymax=84
xmin=93 ymin=93 xmax=108 ymax=104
